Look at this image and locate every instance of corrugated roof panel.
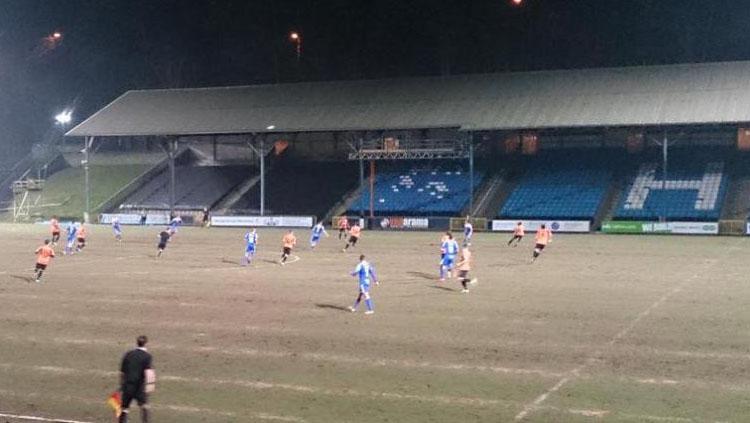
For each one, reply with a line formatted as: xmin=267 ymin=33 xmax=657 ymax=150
xmin=67 ymin=60 xmax=750 ymax=137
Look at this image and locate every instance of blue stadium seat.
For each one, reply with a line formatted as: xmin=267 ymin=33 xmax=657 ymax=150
xmin=348 ymin=164 xmax=484 ymax=216
xmin=614 ymin=161 xmax=726 ymax=221
xmin=499 ymin=168 xmax=612 ymax=220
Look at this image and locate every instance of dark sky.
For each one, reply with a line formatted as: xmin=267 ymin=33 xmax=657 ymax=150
xmin=1 ymin=0 xmax=749 ymax=159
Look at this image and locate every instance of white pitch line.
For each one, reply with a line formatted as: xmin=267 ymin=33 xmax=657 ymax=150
xmin=0 ymin=412 xmax=93 ymax=423
xmin=0 ymin=391 xmax=306 ymax=423
xmin=514 ymin=254 xmax=727 ymax=421
xmin=0 ymin=334 xmax=565 ymax=379
xmin=1 ymin=363 xmax=509 ymax=409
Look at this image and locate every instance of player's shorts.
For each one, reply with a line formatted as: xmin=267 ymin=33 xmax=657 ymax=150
xmin=121 ymin=387 xmax=148 ymax=408
xmin=51 ymin=231 xmax=60 ymax=237
xmin=441 ymin=255 xmax=455 ymax=267
xmin=348 ymin=236 xmax=358 ymax=245
xmin=311 ymin=235 xmax=320 ymax=243
xmin=113 ymin=229 xmax=122 ymax=236
xmin=158 ymin=242 xmax=167 ymax=250
xmin=246 ymin=245 xmax=256 ymax=253
xmin=359 ymin=283 xmax=370 ymax=293
xmin=283 ymin=247 xmax=292 ymax=255
xmin=35 ymin=263 xmax=47 ymax=271
xmin=535 ymin=243 xmax=546 ymax=251
xmin=458 ymin=270 xmax=469 ymax=279
xmin=77 ymin=237 xmax=85 ymax=243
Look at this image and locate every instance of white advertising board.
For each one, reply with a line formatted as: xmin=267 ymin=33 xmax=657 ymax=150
xmin=99 ymin=213 xmax=169 ymax=225
xmin=667 ymin=222 xmax=718 ymax=235
xmin=491 ymin=220 xmax=590 ymax=233
xmin=211 ymin=215 xmax=314 ymax=228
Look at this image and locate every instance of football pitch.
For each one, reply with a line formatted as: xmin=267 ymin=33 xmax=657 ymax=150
xmin=1 ymin=223 xmax=749 ymax=423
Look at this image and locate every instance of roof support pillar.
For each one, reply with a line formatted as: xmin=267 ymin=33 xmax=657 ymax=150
xmin=83 ymin=136 xmax=95 ymax=223
xmin=260 ymin=136 xmax=265 ymax=216
xmin=358 ymin=138 xmax=364 ymax=218
xmin=662 ymin=130 xmax=668 ymax=223
xmin=159 ymin=137 xmax=178 ymax=218
xmin=468 ymin=132 xmax=475 ymax=215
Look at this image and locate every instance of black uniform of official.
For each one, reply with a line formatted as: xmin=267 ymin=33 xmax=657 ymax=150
xmin=120 ymin=347 xmax=153 ymax=411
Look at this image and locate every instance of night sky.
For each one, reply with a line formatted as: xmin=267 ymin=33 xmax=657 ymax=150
xmin=2 ymin=0 xmax=749 ymax=159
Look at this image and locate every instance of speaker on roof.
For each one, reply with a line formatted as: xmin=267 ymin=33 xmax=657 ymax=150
xmin=737 ymin=127 xmax=750 ymax=151
xmin=274 ymin=139 xmax=289 ymax=155
xmin=503 ymin=133 xmax=520 ymax=154
xmin=521 ymin=133 xmax=539 ymax=155
xmin=626 ymin=132 xmax=644 ymax=153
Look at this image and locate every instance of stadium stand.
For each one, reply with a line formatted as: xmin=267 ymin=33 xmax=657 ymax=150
xmin=347 ymin=163 xmax=484 ymax=216
xmin=120 ymin=165 xmax=249 ymax=209
xmin=499 ymin=153 xmax=613 ymax=220
xmin=232 ymin=159 xmax=356 ymax=217
xmin=615 ymin=160 xmax=727 ymax=221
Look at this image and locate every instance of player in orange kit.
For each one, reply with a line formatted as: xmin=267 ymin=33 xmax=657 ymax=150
xmin=455 ymin=247 xmax=477 ymax=293
xmin=280 ymin=230 xmax=297 ymax=265
xmin=342 ymin=223 xmax=361 ymax=251
xmin=76 ymin=223 xmax=88 ymax=252
xmin=508 ymin=221 xmax=524 ymax=247
xmin=50 ymin=216 xmax=61 ymax=245
xmin=34 ymin=239 xmax=55 ymax=283
xmin=337 ymin=217 xmax=350 ymax=240
xmin=531 ymin=224 xmax=552 ymax=263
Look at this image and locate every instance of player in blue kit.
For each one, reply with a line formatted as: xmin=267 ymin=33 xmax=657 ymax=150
xmin=242 ymin=229 xmax=258 ymax=266
xmin=348 ymin=254 xmax=378 ymax=315
xmin=309 ymin=222 xmax=328 ymax=250
xmin=64 ymin=221 xmax=78 ymax=255
xmin=463 ymin=216 xmax=473 ymax=247
xmin=439 ymin=233 xmax=460 ymax=281
xmin=168 ymin=216 xmax=182 ymax=235
xmin=112 ymin=217 xmax=123 ymax=242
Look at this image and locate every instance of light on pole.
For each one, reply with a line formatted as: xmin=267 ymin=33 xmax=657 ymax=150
xmin=55 ymin=110 xmax=72 ymax=125
xmin=289 ymin=32 xmax=302 ymax=62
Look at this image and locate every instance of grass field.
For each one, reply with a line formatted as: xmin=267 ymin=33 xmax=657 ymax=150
xmin=1 ymin=223 xmax=749 ymax=422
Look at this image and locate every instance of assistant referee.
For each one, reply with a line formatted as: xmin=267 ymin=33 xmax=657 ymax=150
xmin=119 ymin=335 xmax=154 ymax=423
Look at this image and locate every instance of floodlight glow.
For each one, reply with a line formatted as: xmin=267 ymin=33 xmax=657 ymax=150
xmin=55 ymin=110 xmax=72 ymax=124
xmin=266 ymin=125 xmax=276 ymax=130
xmin=289 ymin=32 xmax=300 ymax=41
xmin=52 ymin=32 xmax=62 ymax=39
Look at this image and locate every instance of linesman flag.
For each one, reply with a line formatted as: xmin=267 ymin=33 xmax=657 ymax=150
xmin=106 ymin=391 xmax=122 ymax=418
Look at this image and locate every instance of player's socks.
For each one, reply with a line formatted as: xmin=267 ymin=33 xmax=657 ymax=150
xmin=141 ymin=407 xmax=150 ymax=423
xmin=118 ymin=409 xmax=128 ymax=423
xmin=461 ymin=279 xmax=468 ymax=289
xmin=365 ymin=298 xmax=373 ymax=312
